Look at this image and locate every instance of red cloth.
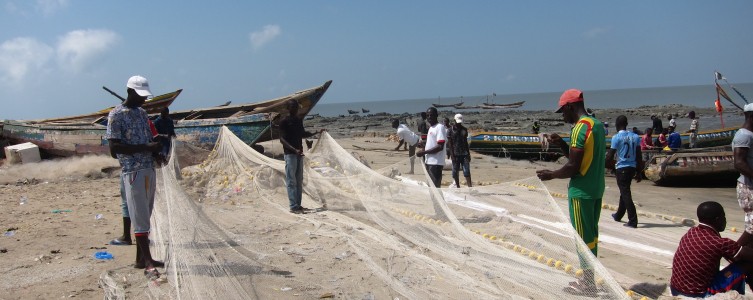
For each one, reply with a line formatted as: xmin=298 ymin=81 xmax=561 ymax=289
xmin=148 ymin=120 xmax=158 ymax=137
xmin=640 ymin=134 xmax=654 ymax=150
xmin=658 ymin=133 xmax=667 ymax=147
xmin=670 ymin=224 xmax=741 ymax=295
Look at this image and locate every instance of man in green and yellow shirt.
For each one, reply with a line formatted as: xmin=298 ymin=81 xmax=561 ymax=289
xmin=536 ymin=88 xmax=605 ymax=295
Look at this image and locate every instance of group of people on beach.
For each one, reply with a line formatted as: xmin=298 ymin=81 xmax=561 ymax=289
xmin=638 ymin=111 xmax=699 ymax=152
xmin=103 ymin=74 xmax=753 ymax=297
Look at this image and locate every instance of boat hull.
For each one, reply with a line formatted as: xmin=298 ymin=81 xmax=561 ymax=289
xmin=174 ymin=114 xmax=271 ymax=150
xmin=469 ymin=127 xmax=739 ymax=160
xmin=644 ymin=151 xmax=737 ymax=186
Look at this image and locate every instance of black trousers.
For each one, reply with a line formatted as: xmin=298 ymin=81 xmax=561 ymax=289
xmin=426 ymin=164 xmax=443 ymax=188
xmin=614 ymin=167 xmax=638 ymax=225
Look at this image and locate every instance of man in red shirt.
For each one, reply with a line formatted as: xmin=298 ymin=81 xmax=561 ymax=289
xmin=670 ymin=201 xmax=753 ymax=297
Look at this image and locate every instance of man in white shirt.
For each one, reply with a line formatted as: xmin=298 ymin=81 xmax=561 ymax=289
xmin=668 ymin=114 xmax=676 ymax=129
xmin=688 ymin=111 xmax=699 ymax=148
xmin=417 ymin=107 xmax=446 ymax=188
xmin=392 ymin=119 xmax=421 ymax=174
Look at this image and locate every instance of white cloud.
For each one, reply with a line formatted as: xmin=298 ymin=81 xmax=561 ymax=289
xmin=36 ymin=0 xmax=68 ymax=16
xmin=56 ymin=29 xmax=119 ymax=73
xmin=583 ymin=27 xmax=610 ymax=39
xmin=0 ymin=37 xmax=53 ymax=84
xmin=249 ymin=25 xmax=281 ymax=50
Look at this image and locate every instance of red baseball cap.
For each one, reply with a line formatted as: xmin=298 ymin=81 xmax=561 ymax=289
xmin=555 ymin=89 xmax=583 ymax=113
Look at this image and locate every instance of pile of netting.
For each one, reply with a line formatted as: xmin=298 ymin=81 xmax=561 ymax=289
xmin=101 ymin=126 xmax=629 ymax=299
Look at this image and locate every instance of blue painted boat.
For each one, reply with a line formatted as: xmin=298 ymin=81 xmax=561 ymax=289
xmin=469 ymin=127 xmax=739 ymax=160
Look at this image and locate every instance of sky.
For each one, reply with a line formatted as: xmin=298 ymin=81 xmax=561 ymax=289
xmin=1 ymin=0 xmax=752 ymax=120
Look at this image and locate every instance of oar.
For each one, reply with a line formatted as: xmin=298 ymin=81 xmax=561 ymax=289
xmin=102 ymin=86 xmax=126 ymax=102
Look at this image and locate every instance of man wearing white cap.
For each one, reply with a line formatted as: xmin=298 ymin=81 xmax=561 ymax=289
xmin=733 ymin=103 xmax=753 ymax=251
xmin=447 ymin=113 xmax=472 ymax=188
xmin=105 ymin=75 xmax=164 ymax=279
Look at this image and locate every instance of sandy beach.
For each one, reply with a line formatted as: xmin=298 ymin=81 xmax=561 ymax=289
xmin=0 ymin=105 xmax=747 ymax=299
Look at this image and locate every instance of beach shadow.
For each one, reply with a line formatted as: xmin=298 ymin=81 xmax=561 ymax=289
xmin=638 ymin=222 xmax=684 ymax=229
xmin=629 ymin=282 xmax=667 ymax=298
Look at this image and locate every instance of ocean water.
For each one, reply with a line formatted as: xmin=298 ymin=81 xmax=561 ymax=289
xmin=311 ymin=83 xmax=753 ymax=117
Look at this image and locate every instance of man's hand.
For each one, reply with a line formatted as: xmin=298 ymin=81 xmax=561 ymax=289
xmin=536 ymin=169 xmax=554 ymax=181
xmin=416 ymin=150 xmax=425 ymax=157
xmin=634 ymin=171 xmax=643 ymax=183
xmin=466 ymin=156 xmax=471 ymax=163
xmin=297 ymin=149 xmax=304 ymax=156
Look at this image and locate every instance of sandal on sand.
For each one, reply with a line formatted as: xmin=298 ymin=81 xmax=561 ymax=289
xmin=144 ymin=267 xmax=160 ymax=280
xmin=109 ymin=238 xmax=132 ymax=246
xmin=563 ymin=280 xmax=598 ymax=297
xmin=134 ymin=260 xmax=165 ymax=269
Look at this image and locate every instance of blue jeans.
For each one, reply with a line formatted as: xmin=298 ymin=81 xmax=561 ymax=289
xmin=452 ymin=155 xmax=471 ymax=178
xmin=284 ymin=154 xmax=304 ymax=210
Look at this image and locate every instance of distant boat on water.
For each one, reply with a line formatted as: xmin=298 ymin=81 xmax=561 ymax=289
xmin=481 ymin=101 xmax=525 ymax=109
xmin=348 ymin=109 xmax=360 ymax=114
xmin=433 ymin=102 xmax=464 ymax=108
xmin=361 ymin=108 xmax=370 ymax=113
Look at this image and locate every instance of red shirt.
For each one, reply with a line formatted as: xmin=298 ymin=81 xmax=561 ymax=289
xmin=670 ymin=224 xmax=742 ymax=295
xmin=640 ymin=134 xmax=654 ymax=150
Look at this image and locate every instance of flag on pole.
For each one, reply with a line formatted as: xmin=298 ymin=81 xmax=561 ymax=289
xmin=715 ymin=71 xmax=726 ymax=81
xmin=715 ymin=97 xmax=723 ymax=113
xmin=717 ymin=83 xmax=733 ymax=101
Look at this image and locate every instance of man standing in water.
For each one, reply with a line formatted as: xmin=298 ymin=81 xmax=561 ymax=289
xmin=536 ymin=89 xmax=605 ymax=295
xmin=279 ymin=100 xmax=324 ymax=214
xmin=106 ymin=75 xmax=164 ymax=278
xmin=416 ymin=107 xmax=446 ymax=188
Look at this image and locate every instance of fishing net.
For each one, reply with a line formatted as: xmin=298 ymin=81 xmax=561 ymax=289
xmin=101 ymin=126 xmax=629 ymax=299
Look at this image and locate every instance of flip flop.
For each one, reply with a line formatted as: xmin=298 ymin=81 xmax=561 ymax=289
xmin=144 ymin=267 xmax=160 ymax=280
xmin=134 ymin=260 xmax=165 ymax=269
xmin=109 ymin=238 xmax=132 ymax=246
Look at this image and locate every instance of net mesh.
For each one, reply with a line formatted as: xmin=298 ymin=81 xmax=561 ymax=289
xmin=101 ymin=126 xmax=629 ymax=299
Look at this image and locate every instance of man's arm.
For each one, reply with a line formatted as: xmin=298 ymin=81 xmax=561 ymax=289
xmin=279 ymin=125 xmax=301 ymax=155
xmin=605 ymin=148 xmax=616 ymax=170
xmin=109 ymin=139 xmax=161 ymax=156
xmin=734 ymin=147 xmax=753 ymax=179
xmin=395 ymin=139 xmax=405 ymax=151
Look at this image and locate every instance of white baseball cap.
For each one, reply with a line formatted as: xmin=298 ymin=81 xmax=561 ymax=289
xmin=126 ymin=75 xmax=153 ymax=97
xmin=745 ymin=103 xmax=753 ymax=112
xmin=454 ymin=113 xmax=463 ymax=123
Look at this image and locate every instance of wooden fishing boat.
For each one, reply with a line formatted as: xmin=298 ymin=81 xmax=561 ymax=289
xmin=1 ymin=89 xmax=184 ymax=157
xmin=361 ymin=108 xmax=370 ymax=113
xmin=2 ymin=80 xmax=332 ymax=156
xmin=348 ymin=109 xmax=359 ymax=114
xmin=432 ymin=102 xmax=464 ymax=108
xmin=643 ymin=150 xmax=736 ymax=185
xmin=170 ymin=80 xmax=332 ymax=148
xmin=31 ymin=89 xmax=183 ymax=124
xmin=468 ymin=127 xmax=739 ymax=160
xmin=481 ymin=101 xmax=525 ymax=109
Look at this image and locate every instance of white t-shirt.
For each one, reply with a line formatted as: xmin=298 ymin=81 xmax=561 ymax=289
xmin=732 ymin=128 xmax=753 ymax=185
xmin=396 ymin=124 xmax=420 ymax=146
xmin=424 ymin=123 xmax=447 ymax=166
